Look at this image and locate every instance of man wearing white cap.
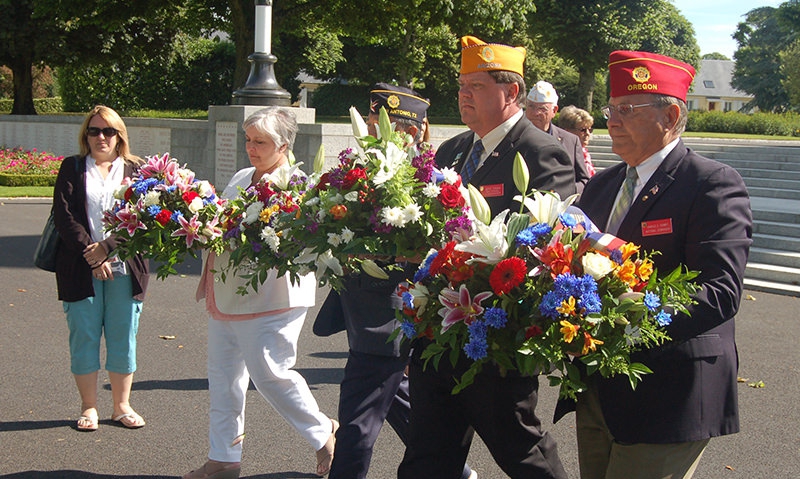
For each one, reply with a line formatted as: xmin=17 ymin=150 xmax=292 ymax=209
xmin=526 ymin=80 xmax=591 ymax=192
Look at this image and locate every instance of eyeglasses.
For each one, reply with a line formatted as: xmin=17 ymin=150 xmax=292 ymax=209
xmin=601 ymin=103 xmax=658 ymax=119
xmin=578 ymin=127 xmax=593 ymax=134
xmin=86 ymin=127 xmax=118 ymax=137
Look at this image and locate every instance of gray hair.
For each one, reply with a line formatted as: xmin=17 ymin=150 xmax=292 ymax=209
xmin=242 ymin=107 xmax=298 ymax=150
xmin=651 ymin=95 xmax=688 ymax=135
xmin=488 ymin=70 xmax=527 ymax=107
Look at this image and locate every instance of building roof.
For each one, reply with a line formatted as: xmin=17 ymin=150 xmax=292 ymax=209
xmin=689 ymin=59 xmax=751 ymax=99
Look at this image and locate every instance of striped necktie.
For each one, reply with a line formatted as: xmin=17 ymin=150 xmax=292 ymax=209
xmin=607 ymin=166 xmax=638 ymax=234
xmin=461 ymin=140 xmax=484 ymax=184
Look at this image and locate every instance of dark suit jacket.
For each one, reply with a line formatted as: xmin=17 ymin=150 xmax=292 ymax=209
xmin=571 ymin=140 xmax=752 ymax=443
xmin=549 ymin=123 xmax=590 ymax=193
xmin=436 ymin=117 xmax=576 ymax=215
xmin=53 ymin=155 xmax=149 ymax=302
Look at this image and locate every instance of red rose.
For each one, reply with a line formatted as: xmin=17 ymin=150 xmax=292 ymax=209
xmin=525 ymin=325 xmax=544 ymax=339
xmin=124 ymin=187 xmax=134 ymax=202
xmin=182 ymin=191 xmax=200 ymax=204
xmin=343 ymin=167 xmax=368 ymax=190
xmin=438 ymin=183 xmax=465 ymax=209
xmin=155 ymin=209 xmax=172 ymax=226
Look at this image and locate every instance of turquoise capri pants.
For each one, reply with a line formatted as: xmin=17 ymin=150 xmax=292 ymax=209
xmin=63 ymin=274 xmax=143 ymax=375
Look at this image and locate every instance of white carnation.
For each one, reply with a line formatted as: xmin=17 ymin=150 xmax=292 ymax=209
xmin=422 ymin=183 xmax=441 ymax=198
xmin=441 ymin=167 xmax=459 ymax=184
xmin=243 ymin=201 xmax=265 ymax=224
xmin=340 ymin=227 xmax=354 ymax=244
xmin=327 ymin=232 xmax=343 ymax=247
xmin=143 ymin=190 xmax=161 ymax=207
xmin=402 ymin=203 xmax=423 ymax=224
xmin=381 ymin=206 xmax=406 ymax=227
xmin=260 ymin=226 xmax=280 ymax=252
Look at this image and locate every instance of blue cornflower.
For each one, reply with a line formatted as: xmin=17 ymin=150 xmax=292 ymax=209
xmin=515 ymin=223 xmax=552 ymax=246
xmin=170 ymin=210 xmax=184 ymax=223
xmin=580 ymin=292 xmax=603 ymax=314
xmin=133 ymin=178 xmax=159 ymax=195
xmin=400 ymin=320 xmax=417 ymax=339
xmin=655 ymin=310 xmax=672 ymax=326
xmin=644 ymin=291 xmax=661 ymax=312
xmin=610 ymin=248 xmax=624 ymax=264
xmin=539 ymin=290 xmax=562 ymax=319
xmin=147 ymin=205 xmax=162 ymax=217
xmin=483 ymin=307 xmax=508 ymax=329
xmin=464 ymin=338 xmax=488 ymax=361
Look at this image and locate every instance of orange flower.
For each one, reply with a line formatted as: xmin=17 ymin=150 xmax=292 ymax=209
xmin=557 ymin=296 xmax=577 ymax=316
xmin=329 ymin=204 xmax=348 ymax=220
xmin=581 ymin=331 xmax=604 ymax=355
xmin=615 ymin=260 xmax=637 ymax=287
xmin=620 ymin=242 xmax=640 ymax=262
xmin=636 ymin=258 xmax=654 ymax=281
xmin=539 ymin=241 xmax=574 ymax=278
xmin=560 ymin=320 xmax=580 ymax=343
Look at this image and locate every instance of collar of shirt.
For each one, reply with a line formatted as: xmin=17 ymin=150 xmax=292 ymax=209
xmin=630 ymin=137 xmax=680 ymax=198
xmin=471 ymin=110 xmax=524 ymax=170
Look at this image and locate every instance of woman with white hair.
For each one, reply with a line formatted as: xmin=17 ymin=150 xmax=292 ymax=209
xmin=184 ymin=107 xmax=337 ymax=479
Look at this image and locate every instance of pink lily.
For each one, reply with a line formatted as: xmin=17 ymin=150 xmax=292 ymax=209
xmin=115 ymin=207 xmax=147 ymax=236
xmin=172 ymin=214 xmax=205 ymax=248
xmin=438 ymin=284 xmax=493 ymax=333
xmin=138 ymin=153 xmax=179 ymax=180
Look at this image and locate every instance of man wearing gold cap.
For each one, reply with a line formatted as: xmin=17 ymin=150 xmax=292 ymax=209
xmin=399 ymin=35 xmax=574 ymax=479
xmin=559 ymin=50 xmax=752 ymax=479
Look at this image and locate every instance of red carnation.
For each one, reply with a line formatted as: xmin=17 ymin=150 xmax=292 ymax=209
xmin=489 ymin=257 xmax=527 ymax=296
xmin=438 ymin=183 xmax=465 ymax=209
xmin=155 ymin=209 xmax=172 ymax=226
xmin=124 ymin=187 xmax=134 ymax=202
xmin=343 ymin=167 xmax=367 ymax=190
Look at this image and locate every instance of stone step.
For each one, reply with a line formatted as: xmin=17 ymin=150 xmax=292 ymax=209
xmin=746 ymin=186 xmax=800 ymax=200
xmin=752 ymin=232 xmax=800 ymax=252
xmin=717 ymin=158 xmax=800 ymax=172
xmin=752 ymin=219 xmax=800 ymax=237
xmin=749 ymin=247 xmax=800 ymax=269
xmin=744 ymin=277 xmax=800 ymax=297
xmin=744 ymin=262 xmax=800 ymax=288
xmin=737 ymin=168 xmax=800 ymax=181
xmin=746 ymin=176 xmax=800 ymax=189
xmin=751 ymin=208 xmax=800 ymax=224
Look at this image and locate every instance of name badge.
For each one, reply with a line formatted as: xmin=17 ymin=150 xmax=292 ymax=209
xmin=479 ymin=183 xmax=504 ymax=198
xmin=641 ymin=218 xmax=673 ymax=237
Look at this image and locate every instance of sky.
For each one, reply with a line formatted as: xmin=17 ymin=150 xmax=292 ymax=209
xmin=671 ymin=0 xmax=785 ymax=58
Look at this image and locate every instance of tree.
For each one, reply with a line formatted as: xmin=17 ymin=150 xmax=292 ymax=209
xmin=0 ymin=0 xmax=183 ymax=114
xmin=703 ymin=52 xmax=731 ymax=61
xmin=528 ymin=0 xmax=699 ymax=111
xmin=780 ymin=39 xmax=800 ymax=109
xmin=527 ymin=0 xmax=650 ymax=110
xmin=732 ymin=2 xmax=800 ymax=112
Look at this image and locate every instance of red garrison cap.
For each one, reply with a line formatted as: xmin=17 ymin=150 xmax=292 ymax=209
xmin=608 ymin=50 xmax=696 ymax=102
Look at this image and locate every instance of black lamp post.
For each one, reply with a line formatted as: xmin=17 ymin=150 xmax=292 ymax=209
xmin=231 ymin=0 xmax=291 ymax=106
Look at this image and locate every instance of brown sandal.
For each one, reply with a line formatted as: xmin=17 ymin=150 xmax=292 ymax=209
xmin=315 ymin=418 xmax=339 ymax=476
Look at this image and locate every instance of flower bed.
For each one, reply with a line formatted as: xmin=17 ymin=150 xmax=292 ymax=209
xmin=0 ymin=147 xmax=63 ymax=186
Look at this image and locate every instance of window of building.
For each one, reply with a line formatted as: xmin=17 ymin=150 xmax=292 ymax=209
xmin=687 ymin=100 xmax=695 ymax=111
xmin=703 ymin=80 xmax=715 ymax=88
xmin=724 ymin=101 xmax=733 ymax=112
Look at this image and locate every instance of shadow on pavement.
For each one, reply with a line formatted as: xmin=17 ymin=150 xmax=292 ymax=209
xmin=0 ymin=472 xmax=322 ymax=479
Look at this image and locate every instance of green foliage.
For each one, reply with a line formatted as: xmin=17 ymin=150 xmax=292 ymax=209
xmin=58 ymin=36 xmax=234 ymax=112
xmin=686 ymin=110 xmax=800 ymax=137
xmin=0 ymin=173 xmax=56 ymax=186
xmin=780 ymin=39 xmax=800 ymax=109
xmin=732 ymin=2 xmax=800 ymax=112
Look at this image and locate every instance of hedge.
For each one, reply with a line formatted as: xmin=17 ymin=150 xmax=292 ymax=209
xmin=0 ymin=173 xmax=57 ymax=187
xmin=0 ymin=97 xmax=64 ymax=115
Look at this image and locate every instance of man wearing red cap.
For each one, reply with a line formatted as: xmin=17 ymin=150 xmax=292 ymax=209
xmin=399 ymin=35 xmax=574 ymax=479
xmin=561 ymin=50 xmax=752 ymax=479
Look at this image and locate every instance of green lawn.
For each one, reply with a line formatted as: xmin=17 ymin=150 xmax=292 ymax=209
xmin=0 ymin=185 xmax=53 ymax=198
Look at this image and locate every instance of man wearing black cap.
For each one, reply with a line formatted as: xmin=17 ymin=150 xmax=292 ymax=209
xmin=314 ymin=83 xmax=476 ymax=479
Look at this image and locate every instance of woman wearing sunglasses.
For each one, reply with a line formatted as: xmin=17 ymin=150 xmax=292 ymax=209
xmin=557 ymin=105 xmax=597 ymax=178
xmin=52 ymin=105 xmax=150 ymax=432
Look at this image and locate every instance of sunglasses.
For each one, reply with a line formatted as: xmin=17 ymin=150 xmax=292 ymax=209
xmin=86 ymin=127 xmax=118 ymax=137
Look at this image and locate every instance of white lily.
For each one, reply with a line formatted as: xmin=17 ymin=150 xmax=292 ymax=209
xmin=361 ymin=259 xmax=390 ymax=279
xmin=261 ymin=162 xmax=304 ymax=190
xmin=467 ymin=184 xmax=491 ymax=225
xmin=513 ymin=190 xmax=579 ymax=225
xmin=313 ymin=144 xmax=326 ymax=173
xmin=295 ymin=248 xmax=344 ymax=278
xmin=349 ymin=106 xmax=370 ymax=144
xmin=455 ymin=210 xmax=510 ymax=264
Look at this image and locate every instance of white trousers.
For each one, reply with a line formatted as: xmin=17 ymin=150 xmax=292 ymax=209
xmin=207 ymin=308 xmax=331 ymax=462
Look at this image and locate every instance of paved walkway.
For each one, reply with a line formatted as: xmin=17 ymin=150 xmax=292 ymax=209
xmin=0 ymin=200 xmax=798 ymax=478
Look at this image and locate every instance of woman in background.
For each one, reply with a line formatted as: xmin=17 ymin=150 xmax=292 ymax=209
xmin=53 ymin=105 xmax=149 ymax=432
xmin=557 ymin=105 xmax=597 ymax=177
xmin=184 ymin=107 xmax=336 ymax=479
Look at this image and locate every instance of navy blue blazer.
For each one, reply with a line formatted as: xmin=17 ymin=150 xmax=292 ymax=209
xmin=435 ymin=117 xmax=576 ymax=214
xmin=571 ymin=140 xmax=752 ymax=443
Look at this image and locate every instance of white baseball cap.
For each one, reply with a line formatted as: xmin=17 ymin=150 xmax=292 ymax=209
xmin=527 ymin=80 xmax=559 ymax=104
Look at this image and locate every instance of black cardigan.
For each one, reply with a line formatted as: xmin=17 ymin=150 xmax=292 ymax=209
xmin=52 ymin=155 xmax=149 ymax=302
